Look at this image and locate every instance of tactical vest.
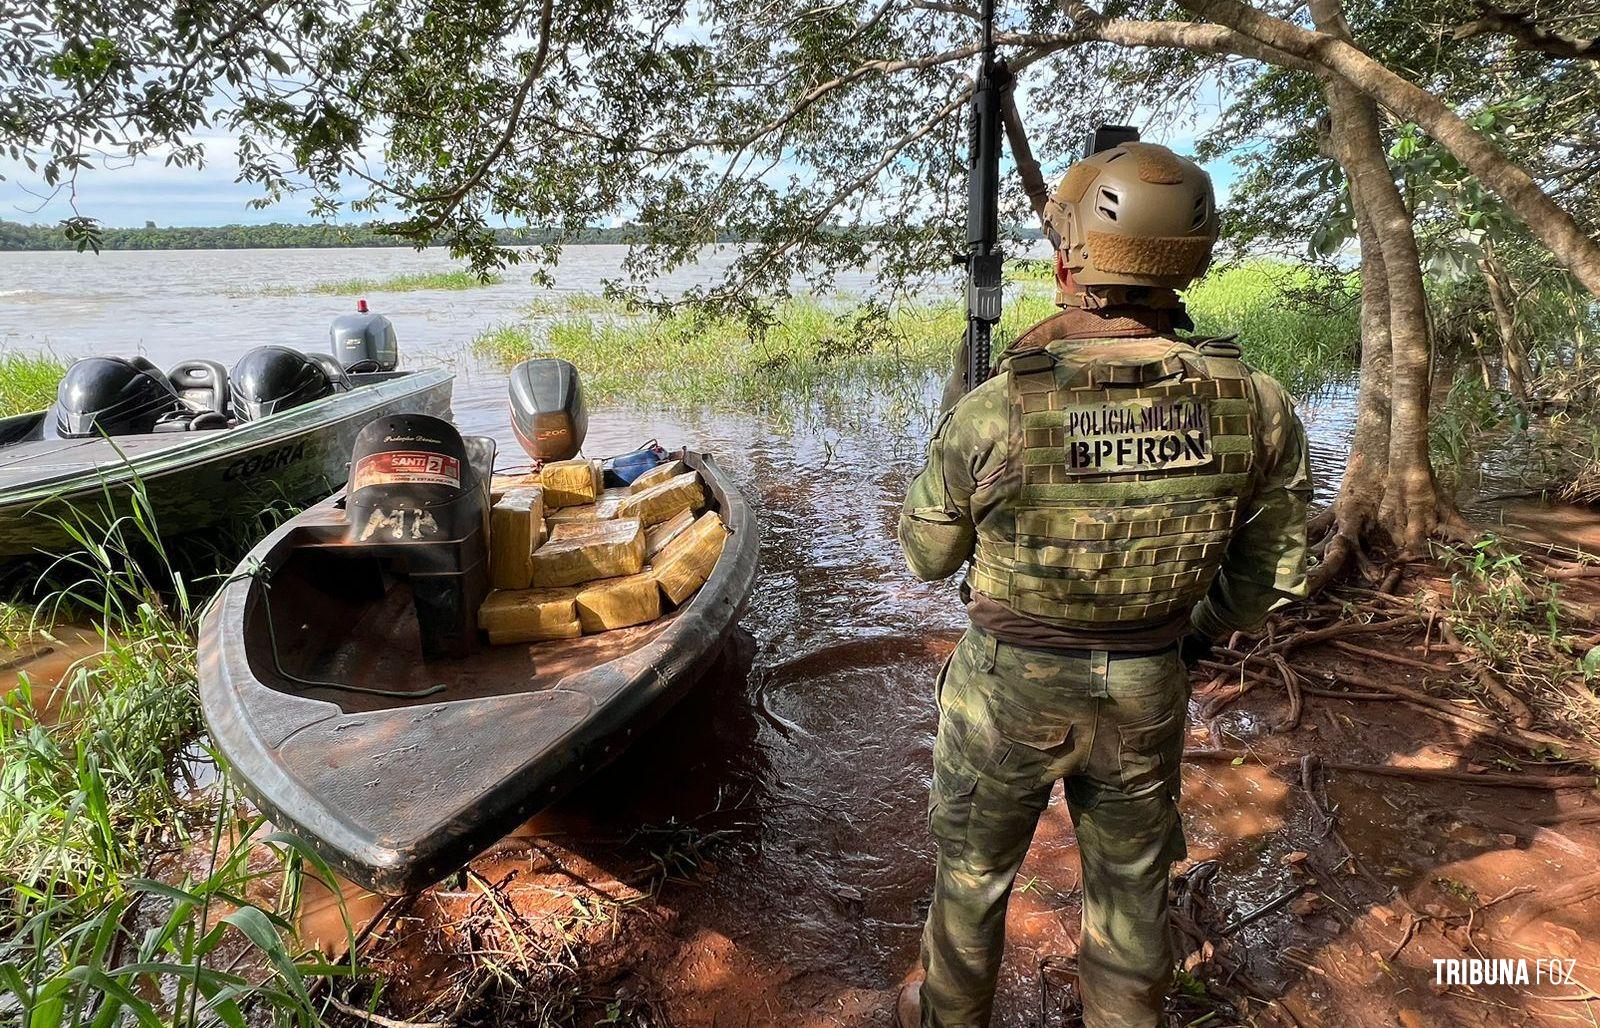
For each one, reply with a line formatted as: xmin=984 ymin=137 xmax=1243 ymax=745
xmin=967 ymin=336 xmax=1258 ymax=630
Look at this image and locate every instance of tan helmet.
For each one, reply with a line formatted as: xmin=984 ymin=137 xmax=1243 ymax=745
xmin=1043 ymin=141 xmax=1219 ymax=303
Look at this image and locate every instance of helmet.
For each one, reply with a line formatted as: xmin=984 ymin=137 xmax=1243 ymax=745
xmin=52 ymin=356 xmax=182 ymax=438
xmin=1044 ymin=141 xmax=1219 ymax=301
xmin=231 ymin=345 xmax=340 ymax=422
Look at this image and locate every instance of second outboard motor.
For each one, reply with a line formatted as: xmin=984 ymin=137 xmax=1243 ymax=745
xmin=509 ymin=358 xmax=586 ymax=462
xmin=346 ymin=413 xmax=489 ymax=660
xmin=231 ymin=345 xmax=341 ymax=422
xmin=330 ymin=299 xmax=399 ymax=373
xmin=52 ymin=356 xmax=183 ymax=438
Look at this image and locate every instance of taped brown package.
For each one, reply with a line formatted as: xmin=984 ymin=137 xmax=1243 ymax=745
xmin=529 ymin=517 xmax=646 ymax=588
xmin=645 ymin=507 xmax=695 ymax=558
xmin=488 ymin=620 xmax=581 ymax=646
xmin=541 ymin=458 xmax=602 ymax=508
xmin=490 ymin=471 xmax=542 ymax=504
xmin=617 ymin=472 xmax=703 ymax=528
xmin=546 ymin=487 xmax=629 ymax=526
xmin=575 ymin=573 xmax=661 ymax=632
xmin=653 ymin=510 xmax=727 ymax=604
xmin=628 ymin=459 xmax=687 ymax=494
xmin=478 ymin=586 xmax=581 ymax=643
xmin=488 ymin=486 xmax=544 ymax=590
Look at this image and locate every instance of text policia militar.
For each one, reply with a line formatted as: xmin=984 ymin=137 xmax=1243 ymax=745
xmin=1057 ymin=397 xmax=1213 ymax=475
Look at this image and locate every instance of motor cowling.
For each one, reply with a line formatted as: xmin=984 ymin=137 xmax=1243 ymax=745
xmin=509 ymin=358 xmax=586 ymax=462
xmin=345 ymin=413 xmax=489 ymax=660
xmin=231 ymin=345 xmax=341 ymax=422
xmin=330 ymin=299 xmax=399 ymax=373
xmin=52 ymin=356 xmax=183 ymax=438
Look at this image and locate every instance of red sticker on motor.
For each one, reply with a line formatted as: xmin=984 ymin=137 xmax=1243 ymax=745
xmin=351 ymin=451 xmax=461 ymax=490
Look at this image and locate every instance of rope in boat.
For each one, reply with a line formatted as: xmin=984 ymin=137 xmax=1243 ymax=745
xmin=250 ymin=560 xmax=447 ymax=699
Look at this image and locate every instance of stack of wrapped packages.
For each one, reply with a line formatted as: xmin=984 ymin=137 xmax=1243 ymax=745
xmin=477 ymin=456 xmax=729 ymax=645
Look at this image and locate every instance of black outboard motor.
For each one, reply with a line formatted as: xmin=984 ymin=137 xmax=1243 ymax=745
xmin=509 ymin=358 xmax=586 ymax=462
xmin=345 ymin=413 xmax=489 ymax=660
xmin=231 ymin=345 xmax=343 ymax=422
xmin=330 ymin=299 xmax=399 ymax=373
xmin=52 ymin=356 xmax=184 ymax=438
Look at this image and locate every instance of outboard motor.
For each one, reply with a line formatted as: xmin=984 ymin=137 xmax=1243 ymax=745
xmin=345 ymin=413 xmax=489 ymax=660
xmin=52 ymin=356 xmax=183 ymax=438
xmin=509 ymin=358 xmax=586 ymax=462
xmin=231 ymin=345 xmax=342 ymax=422
xmin=330 ymin=299 xmax=399 ymax=373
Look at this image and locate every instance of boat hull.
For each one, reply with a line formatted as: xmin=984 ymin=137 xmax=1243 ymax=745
xmin=199 ymin=449 xmax=759 ymax=895
xmin=0 ymin=369 xmax=454 ymax=562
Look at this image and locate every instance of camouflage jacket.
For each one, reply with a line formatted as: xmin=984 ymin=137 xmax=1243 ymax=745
xmin=900 ymin=312 xmax=1312 ymax=642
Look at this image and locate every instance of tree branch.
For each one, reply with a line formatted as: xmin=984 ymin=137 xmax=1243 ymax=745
xmin=1453 ymin=4 xmax=1600 ymax=62
xmin=1000 ymin=86 xmax=1049 ymax=224
xmin=1051 ymin=2 xmax=1320 ymax=74
xmin=1173 ymin=0 xmax=1600 ymax=298
xmin=412 ymin=0 xmax=557 ymax=231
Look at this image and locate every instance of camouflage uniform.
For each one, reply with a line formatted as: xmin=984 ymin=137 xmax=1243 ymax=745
xmin=900 ymin=309 xmax=1310 ymax=1028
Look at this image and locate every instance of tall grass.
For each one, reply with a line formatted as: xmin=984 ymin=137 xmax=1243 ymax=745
xmin=1185 ymin=264 xmax=1360 ymax=394
xmin=474 ymin=261 xmax=1358 ymax=410
xmin=0 ymin=478 xmax=359 ymax=1027
xmin=0 ymin=352 xmax=67 ymax=417
xmin=264 ymin=269 xmax=501 ymax=296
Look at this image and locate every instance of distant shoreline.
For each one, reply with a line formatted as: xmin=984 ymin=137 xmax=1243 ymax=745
xmin=0 ymin=220 xmax=1045 ymax=253
xmin=0 ymin=221 xmax=643 ymax=252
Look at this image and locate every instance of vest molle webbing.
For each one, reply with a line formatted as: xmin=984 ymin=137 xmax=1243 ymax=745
xmin=968 ymin=339 xmax=1257 ymax=629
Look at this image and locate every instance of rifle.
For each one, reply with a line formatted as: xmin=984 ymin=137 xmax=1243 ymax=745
xmin=955 ymin=0 xmax=1007 ymax=400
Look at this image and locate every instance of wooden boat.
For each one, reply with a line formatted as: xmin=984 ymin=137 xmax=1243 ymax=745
xmin=197 ymin=446 xmax=758 ymax=895
xmin=0 ymin=368 xmax=454 ymax=563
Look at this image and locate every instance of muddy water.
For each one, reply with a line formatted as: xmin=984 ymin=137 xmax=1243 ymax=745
xmin=0 ymin=624 xmax=104 ymax=723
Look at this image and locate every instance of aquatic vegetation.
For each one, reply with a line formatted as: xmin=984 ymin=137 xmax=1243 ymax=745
xmin=1184 ymin=263 xmax=1361 ymax=396
xmin=476 ymin=296 xmax=963 ymax=409
xmin=0 ymin=352 xmax=67 ymax=417
xmin=266 ymin=269 xmax=502 ymax=296
xmin=523 ymin=291 xmax=635 ymax=316
xmin=0 ymin=481 xmax=357 ymax=1027
xmin=473 ymin=261 xmax=1359 ymax=410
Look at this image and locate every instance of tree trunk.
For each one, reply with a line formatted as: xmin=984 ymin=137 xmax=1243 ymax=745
xmin=1311 ymin=0 xmax=1467 ymax=565
xmin=1312 ymin=164 xmax=1395 ymax=588
xmin=1177 ymin=0 xmax=1600 ymax=300
xmin=1479 ymin=252 xmax=1534 ymax=406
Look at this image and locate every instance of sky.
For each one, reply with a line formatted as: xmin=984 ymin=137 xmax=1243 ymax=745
xmin=0 ymin=134 xmax=297 ymax=227
xmin=0 ymin=101 xmax=1237 ymax=230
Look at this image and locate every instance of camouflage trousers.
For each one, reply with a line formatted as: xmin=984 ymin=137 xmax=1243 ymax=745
xmin=918 ymin=627 xmax=1189 ymax=1028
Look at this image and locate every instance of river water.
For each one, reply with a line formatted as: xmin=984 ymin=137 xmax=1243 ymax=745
xmin=0 ymin=247 xmax=1367 ymax=1023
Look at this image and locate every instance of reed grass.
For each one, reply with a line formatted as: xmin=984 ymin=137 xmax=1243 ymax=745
xmin=0 ymin=477 xmax=357 ymax=1027
xmin=0 ymin=352 xmax=67 ymax=417
xmin=474 ymin=261 xmax=1358 ymax=410
xmin=266 ymin=269 xmax=501 ymax=296
xmin=1185 ymin=264 xmax=1360 ymax=395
